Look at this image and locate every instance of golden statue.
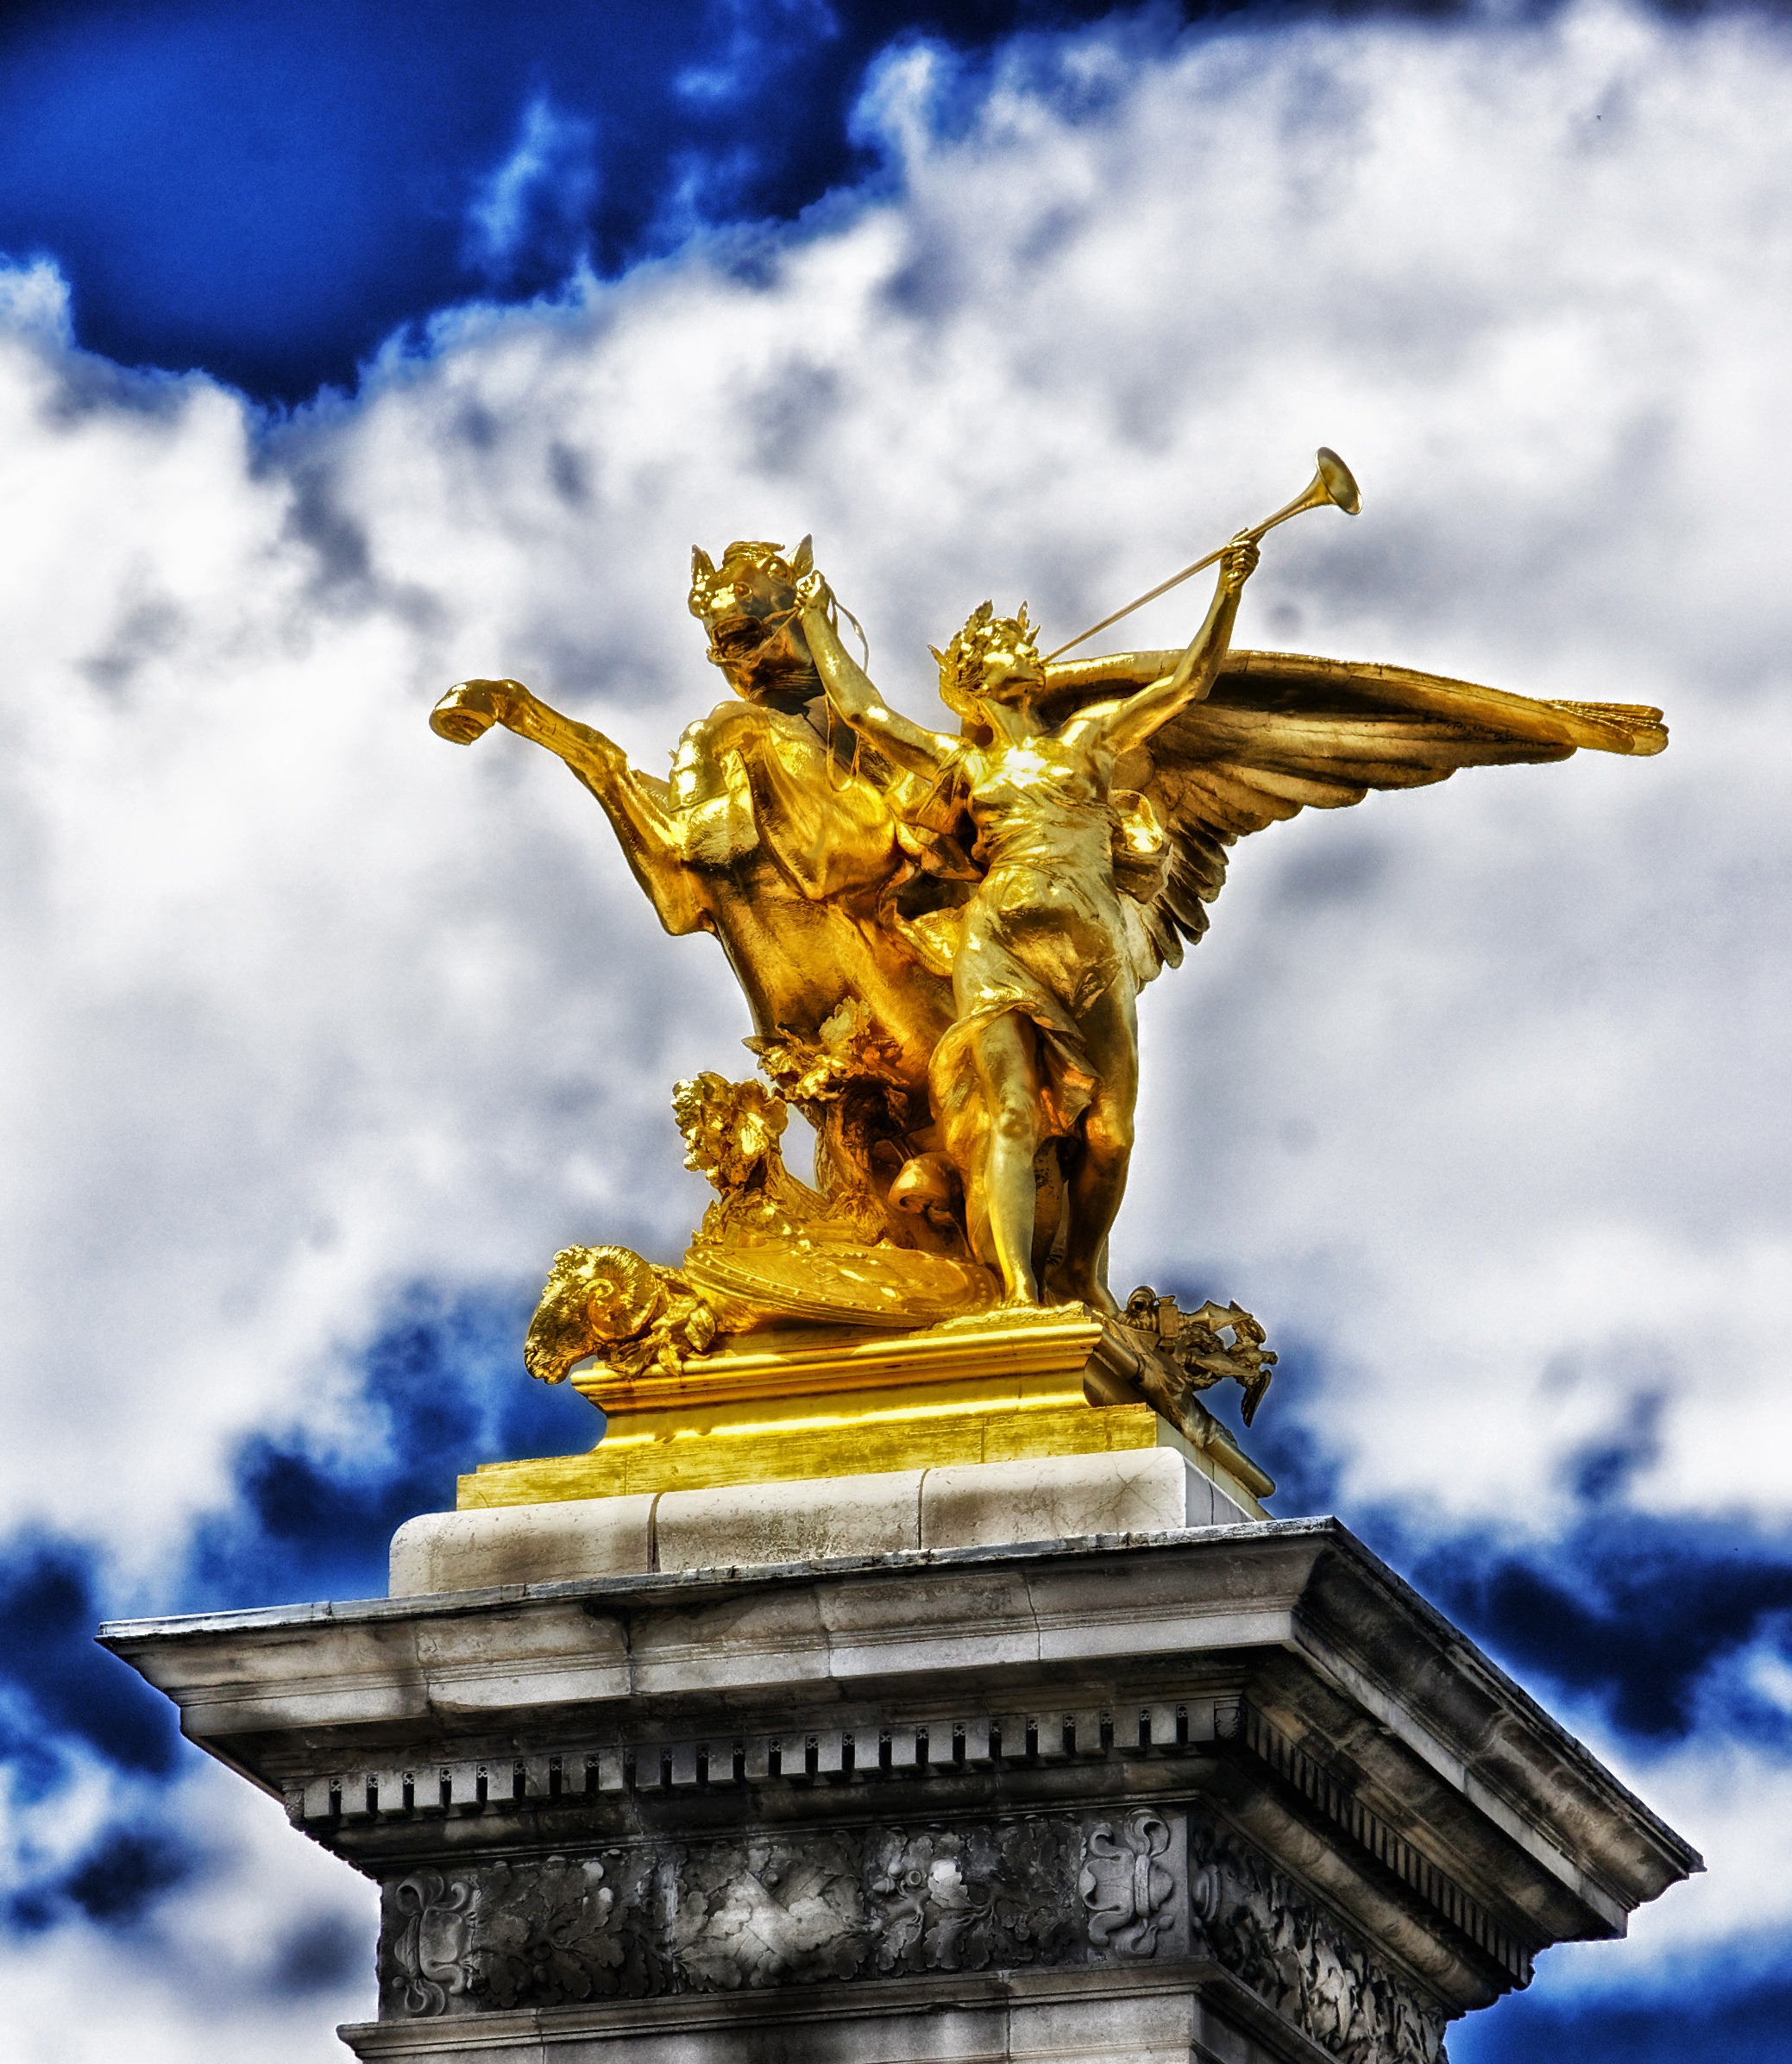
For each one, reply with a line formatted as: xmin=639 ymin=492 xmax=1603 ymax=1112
xmin=431 ymin=452 xmax=1665 ymax=1511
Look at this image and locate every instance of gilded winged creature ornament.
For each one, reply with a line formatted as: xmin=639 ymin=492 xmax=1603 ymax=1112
xmin=431 ymin=454 xmax=1664 ymax=1393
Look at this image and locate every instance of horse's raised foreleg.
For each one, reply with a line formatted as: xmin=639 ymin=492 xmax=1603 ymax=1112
xmin=432 ymin=679 xmax=708 ymax=937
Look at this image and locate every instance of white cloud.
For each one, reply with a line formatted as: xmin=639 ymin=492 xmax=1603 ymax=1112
xmin=462 ymin=96 xmax=597 ymax=284
xmin=3 ymin=0 xmax=1791 ymax=2043
xmin=1 ymin=1765 xmax=375 ymax=2061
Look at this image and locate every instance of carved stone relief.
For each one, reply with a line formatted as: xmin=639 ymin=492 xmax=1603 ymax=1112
xmin=672 ymin=1834 xmax=867 ymax=1990
xmin=470 ymin=1857 xmax=623 ymax=2010
xmin=1190 ymin=1824 xmax=1450 ymax=2064
xmin=383 ymin=1871 xmax=475 ymax=2017
xmin=1078 ymin=1808 xmax=1181 ymax=1957
xmin=378 ymin=1804 xmax=1449 ymax=2064
xmin=380 ymin=1850 xmax=663 ymax=2017
xmin=380 ymin=1817 xmax=1090 ymax=2015
xmin=868 ymin=1820 xmax=1082 ymax=1974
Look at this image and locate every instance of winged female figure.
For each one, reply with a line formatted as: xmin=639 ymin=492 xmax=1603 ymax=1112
xmin=798 ymin=540 xmax=1262 ymax=1311
xmin=798 ymin=538 xmax=1666 ymax=1317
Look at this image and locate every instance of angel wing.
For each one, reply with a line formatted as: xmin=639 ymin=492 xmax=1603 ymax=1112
xmin=1041 ymin=648 xmax=1668 ymax=974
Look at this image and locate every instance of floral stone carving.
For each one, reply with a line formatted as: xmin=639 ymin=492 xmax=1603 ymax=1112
xmin=469 ymin=1857 xmax=622 ymax=2010
xmin=380 ymin=1852 xmax=663 ymax=2017
xmin=1190 ymin=1824 xmax=1449 ymax=2064
xmin=672 ymin=1834 xmax=868 ymax=1990
xmin=377 ymin=1807 xmax=1449 ymax=2055
xmin=866 ymin=1820 xmax=1083 ymax=1973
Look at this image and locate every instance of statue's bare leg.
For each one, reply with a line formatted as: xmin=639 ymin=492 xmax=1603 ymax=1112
xmin=969 ymin=1013 xmax=1042 ymax=1306
xmin=1052 ymin=985 xmax=1137 ymax=1316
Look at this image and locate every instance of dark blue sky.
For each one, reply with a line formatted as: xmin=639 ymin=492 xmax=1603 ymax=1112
xmin=0 ymin=0 xmax=1497 ymax=401
xmin=0 ymin=0 xmax=1141 ymax=397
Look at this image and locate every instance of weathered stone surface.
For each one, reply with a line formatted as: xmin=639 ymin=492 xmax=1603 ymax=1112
xmin=657 ymin=1468 xmax=925 ymax=1570
xmin=920 ymin=1449 xmax=1222 ymax=1548
xmin=103 ymin=1523 xmax=1700 ymax=2064
xmin=336 ymin=1983 xmax=1321 ymax=2064
xmin=367 ymin=1804 xmax=1442 ymax=2064
xmin=389 ymin=1495 xmax=656 ymax=1595
xmin=390 ymin=1451 xmax=1252 ymax=1595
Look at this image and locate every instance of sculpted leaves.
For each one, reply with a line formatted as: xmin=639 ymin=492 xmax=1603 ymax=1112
xmin=1190 ymin=1825 xmax=1449 ymax=2064
xmin=673 ymin=1837 xmax=867 ymax=1991
xmin=866 ymin=1820 xmax=1081 ymax=1973
xmin=469 ymin=1857 xmax=622 ymax=2010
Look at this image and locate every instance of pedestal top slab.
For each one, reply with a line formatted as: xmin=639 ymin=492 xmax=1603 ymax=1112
xmin=104 ymin=1516 xmax=1695 ymax=1966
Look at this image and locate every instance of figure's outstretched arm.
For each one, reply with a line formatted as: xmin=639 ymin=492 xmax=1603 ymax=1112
xmin=431 ymin=679 xmax=708 ymax=935
xmin=1098 ymin=538 xmax=1259 ymax=756
xmin=795 ymin=583 xmax=954 ymax=780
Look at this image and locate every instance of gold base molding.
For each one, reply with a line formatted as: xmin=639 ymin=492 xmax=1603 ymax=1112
xmin=459 ymin=1307 xmax=1274 ymax=1513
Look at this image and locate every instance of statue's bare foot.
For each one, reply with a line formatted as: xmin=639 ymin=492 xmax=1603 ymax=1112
xmin=431 ymin=679 xmax=524 ymax=745
xmin=1052 ymin=1273 xmax=1120 ymax=1318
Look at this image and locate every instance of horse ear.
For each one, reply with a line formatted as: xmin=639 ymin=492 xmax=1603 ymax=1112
xmin=691 ymin=546 xmax=716 ymax=581
xmin=790 ymin=534 xmax=814 ymax=578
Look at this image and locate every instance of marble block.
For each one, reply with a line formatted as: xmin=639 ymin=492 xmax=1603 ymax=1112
xmin=103 ymin=1523 xmax=1701 ymax=2064
xmin=920 ymin=1446 xmax=1238 ymax=1548
xmin=391 ymin=1448 xmax=1251 ymax=1595
xmin=657 ymin=1466 xmax=926 ymax=1568
xmin=388 ymin=1495 xmax=657 ymax=1595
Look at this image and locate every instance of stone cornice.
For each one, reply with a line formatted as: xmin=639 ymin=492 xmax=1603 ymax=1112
xmin=102 ymin=1520 xmax=1698 ymax=1952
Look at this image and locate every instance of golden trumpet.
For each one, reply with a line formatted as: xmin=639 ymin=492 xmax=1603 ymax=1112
xmin=1044 ymin=448 xmax=1361 ymax=664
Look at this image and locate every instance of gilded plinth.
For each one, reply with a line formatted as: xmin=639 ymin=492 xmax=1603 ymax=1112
xmin=461 ymin=1305 xmax=1275 ymax=1514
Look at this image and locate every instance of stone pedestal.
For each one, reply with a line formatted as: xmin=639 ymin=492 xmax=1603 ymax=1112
xmin=103 ymin=1515 xmax=1697 ymax=2062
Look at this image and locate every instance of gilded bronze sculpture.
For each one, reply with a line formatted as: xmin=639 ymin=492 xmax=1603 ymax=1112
xmin=430 ymin=452 xmax=1664 ymax=1496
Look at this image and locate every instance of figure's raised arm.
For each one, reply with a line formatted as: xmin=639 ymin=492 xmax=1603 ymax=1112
xmin=1097 ymin=537 xmax=1259 ymax=757
xmin=796 ymin=577 xmax=954 ymax=780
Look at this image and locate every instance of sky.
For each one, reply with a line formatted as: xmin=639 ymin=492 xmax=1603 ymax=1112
xmin=0 ymin=0 xmax=1789 ymax=2055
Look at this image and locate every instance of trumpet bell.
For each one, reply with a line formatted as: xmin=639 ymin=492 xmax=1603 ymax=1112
xmin=1315 ymin=446 xmax=1361 ymax=515
xmin=1254 ymin=445 xmax=1362 ymax=536
xmin=1247 ymin=447 xmax=1363 ymax=541
xmin=1043 ymin=445 xmax=1364 ymax=662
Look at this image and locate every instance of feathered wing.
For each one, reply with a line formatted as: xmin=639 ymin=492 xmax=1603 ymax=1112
xmin=1041 ymin=648 xmax=1668 ymax=975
